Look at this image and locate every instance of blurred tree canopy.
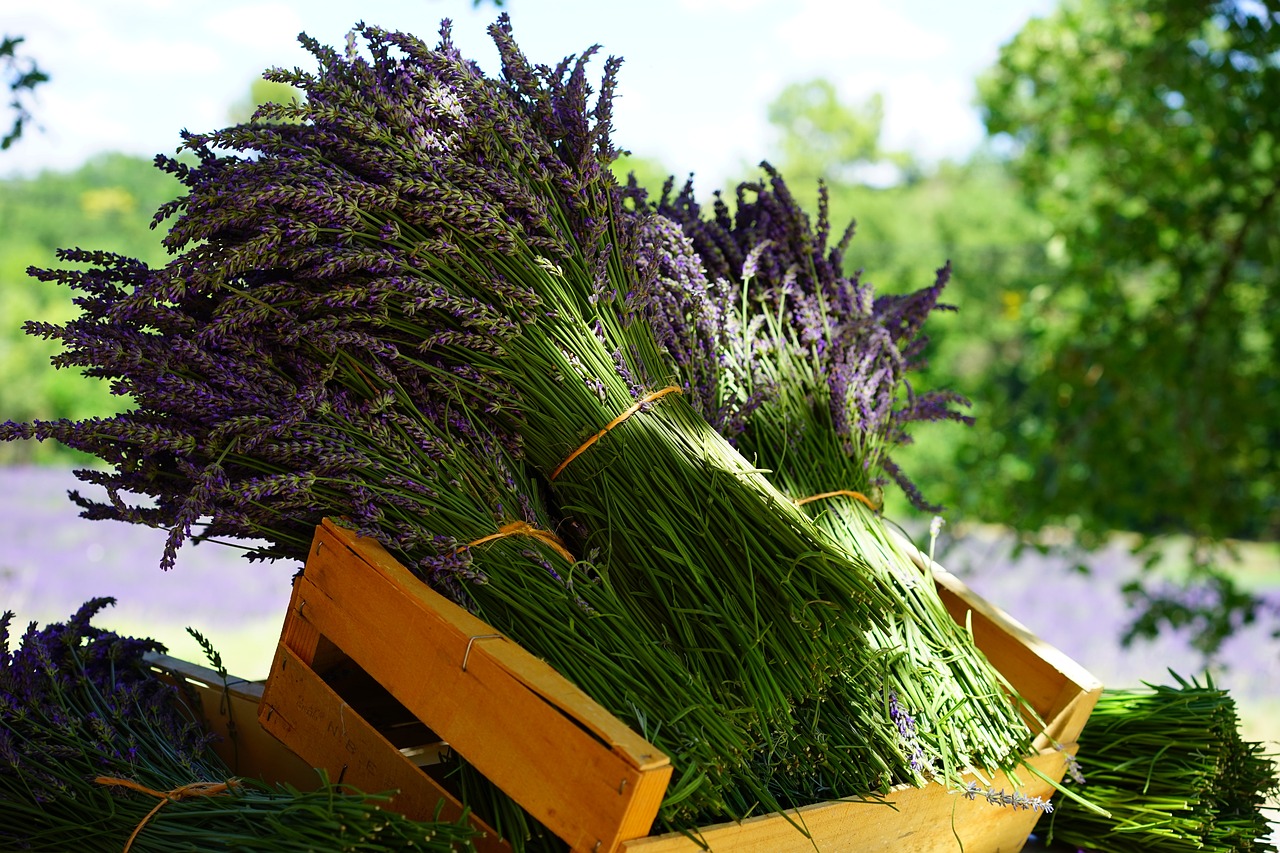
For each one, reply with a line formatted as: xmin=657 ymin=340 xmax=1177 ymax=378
xmin=974 ymin=0 xmax=1279 ymax=648
xmin=1 ymin=35 xmax=48 ymax=150
xmin=977 ymin=0 xmax=1279 ymax=543
xmin=767 ymin=80 xmax=919 ymax=189
xmin=0 ymin=154 xmax=180 ymax=464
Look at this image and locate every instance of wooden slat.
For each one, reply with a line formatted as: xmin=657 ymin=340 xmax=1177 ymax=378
xmin=623 ymin=746 xmax=1072 ymax=853
xmin=290 ymin=519 xmax=672 ymax=852
xmin=895 ymin=533 xmax=1104 ymax=749
xmin=147 ymin=652 xmax=319 ymax=791
xmin=259 ymin=642 xmax=510 ymax=853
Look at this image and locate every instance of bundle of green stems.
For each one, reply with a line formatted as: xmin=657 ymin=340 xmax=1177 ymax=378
xmin=1039 ymin=673 xmax=1278 ymax=852
xmin=734 ymin=323 xmax=1035 ymax=796
xmin=631 ymin=170 xmax=1037 ymax=797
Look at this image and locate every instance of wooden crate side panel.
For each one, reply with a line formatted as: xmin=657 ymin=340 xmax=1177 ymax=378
xmin=623 ymin=747 xmax=1070 ymax=853
xmin=299 ymin=523 xmax=672 ymax=852
xmin=317 ymin=520 xmax=664 ymax=765
xmin=146 ymin=653 xmax=319 ymax=791
xmin=894 ymin=533 xmax=1100 ymax=694
xmin=932 ymin=572 xmax=1102 ymax=747
xmin=258 ymin=643 xmax=511 ymax=853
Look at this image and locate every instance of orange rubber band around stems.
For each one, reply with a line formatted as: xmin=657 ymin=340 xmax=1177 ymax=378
xmin=456 ymin=520 xmax=576 ymax=564
xmin=794 ymin=489 xmax=880 ymax=511
xmin=549 ymin=385 xmax=682 ymax=481
xmin=95 ymin=776 xmax=240 ymax=852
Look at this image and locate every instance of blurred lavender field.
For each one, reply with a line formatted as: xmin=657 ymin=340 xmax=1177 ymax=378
xmin=933 ymin=526 xmax=1280 ymax=747
xmin=0 ymin=465 xmax=297 ymax=679
xmin=3 ymin=464 xmax=1277 ymax=746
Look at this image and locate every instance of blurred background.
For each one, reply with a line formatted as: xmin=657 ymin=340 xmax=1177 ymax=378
xmin=1 ymin=0 xmax=1276 ymax=761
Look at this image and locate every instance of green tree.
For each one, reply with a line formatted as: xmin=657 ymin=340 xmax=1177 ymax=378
xmin=975 ymin=0 xmax=1280 ymax=650
xmin=0 ymin=154 xmax=180 ymax=464
xmin=766 ymin=80 xmax=919 ymax=194
xmin=1 ymin=35 xmax=48 ymax=149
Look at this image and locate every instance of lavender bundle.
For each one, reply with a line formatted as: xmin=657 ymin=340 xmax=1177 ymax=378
xmin=2 ymin=259 xmax=760 ymax=830
xmin=2 ymin=15 xmax=934 ymax=832
xmin=1038 ymin=674 xmax=1279 ymax=853
xmin=0 ymin=599 xmax=480 ymax=851
xmin=626 ymin=168 xmax=1037 ymax=795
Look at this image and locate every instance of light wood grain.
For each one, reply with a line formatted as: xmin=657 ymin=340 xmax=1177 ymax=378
xmin=258 ymin=643 xmax=511 ymax=853
xmin=623 ymin=747 xmax=1071 ymax=852
xmin=277 ymin=519 xmax=672 ymax=853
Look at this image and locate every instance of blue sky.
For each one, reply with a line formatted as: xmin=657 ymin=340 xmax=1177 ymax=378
xmin=4 ymin=0 xmax=1053 ymax=188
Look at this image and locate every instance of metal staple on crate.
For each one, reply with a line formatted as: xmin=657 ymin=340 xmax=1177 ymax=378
xmin=461 ymin=634 xmax=503 ymax=672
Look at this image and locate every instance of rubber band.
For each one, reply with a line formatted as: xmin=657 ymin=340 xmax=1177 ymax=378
xmin=794 ymin=489 xmax=880 ymax=511
xmin=550 ymin=385 xmax=682 ymax=481
xmin=456 ymin=520 xmax=576 ymax=564
xmin=95 ymin=776 xmax=240 ymax=852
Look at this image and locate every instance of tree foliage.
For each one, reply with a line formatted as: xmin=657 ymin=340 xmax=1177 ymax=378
xmin=977 ymin=0 xmax=1279 ymax=545
xmin=1 ymin=35 xmax=48 ymax=150
xmin=975 ymin=0 xmax=1280 ymax=651
xmin=0 ymin=154 xmax=179 ymax=464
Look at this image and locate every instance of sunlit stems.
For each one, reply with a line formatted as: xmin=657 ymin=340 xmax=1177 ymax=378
xmin=1041 ymin=674 xmax=1279 ymax=852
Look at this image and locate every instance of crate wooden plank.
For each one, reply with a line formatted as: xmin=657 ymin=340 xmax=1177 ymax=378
xmin=895 ymin=535 xmax=1103 ymax=749
xmin=280 ymin=519 xmax=672 ymax=853
xmin=258 ymin=642 xmax=510 ymax=853
xmin=622 ymin=746 xmax=1071 ymax=852
xmin=146 ymin=652 xmax=319 ymax=791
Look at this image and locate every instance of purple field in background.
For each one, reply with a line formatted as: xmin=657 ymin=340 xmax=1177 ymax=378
xmin=0 ymin=465 xmax=297 ymax=632
xmin=2 ymin=464 xmax=1277 ymax=744
xmin=935 ymin=527 xmax=1280 ymax=724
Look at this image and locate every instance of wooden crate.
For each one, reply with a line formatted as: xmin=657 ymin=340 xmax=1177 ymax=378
xmin=145 ymin=651 xmax=317 ymax=791
xmin=259 ymin=518 xmax=671 ymax=853
xmin=258 ymin=519 xmax=1102 ymax=853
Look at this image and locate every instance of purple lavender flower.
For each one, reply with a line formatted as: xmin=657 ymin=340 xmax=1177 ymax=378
xmin=643 ymin=162 xmax=971 ymax=509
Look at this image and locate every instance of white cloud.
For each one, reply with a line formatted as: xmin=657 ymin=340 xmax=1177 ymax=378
xmin=880 ymin=74 xmax=984 ymax=161
xmin=777 ymin=0 xmax=954 ymax=64
xmin=202 ymin=3 xmax=308 ymax=54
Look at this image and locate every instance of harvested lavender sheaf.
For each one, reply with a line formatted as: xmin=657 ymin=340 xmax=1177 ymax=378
xmin=0 ymin=600 xmax=480 ymax=851
xmin=1039 ymin=674 xmax=1279 ymax=853
xmin=625 ymin=166 xmax=1036 ymax=794
xmin=0 ymin=14 xmax=1030 ymax=837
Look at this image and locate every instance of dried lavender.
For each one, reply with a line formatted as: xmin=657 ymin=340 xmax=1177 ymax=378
xmin=629 ymin=166 xmax=1037 ymax=790
xmin=0 ymin=600 xmax=480 ymax=851
xmin=7 ymin=276 xmax=762 ymax=830
xmin=2 ymin=15 xmax=934 ymax=833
